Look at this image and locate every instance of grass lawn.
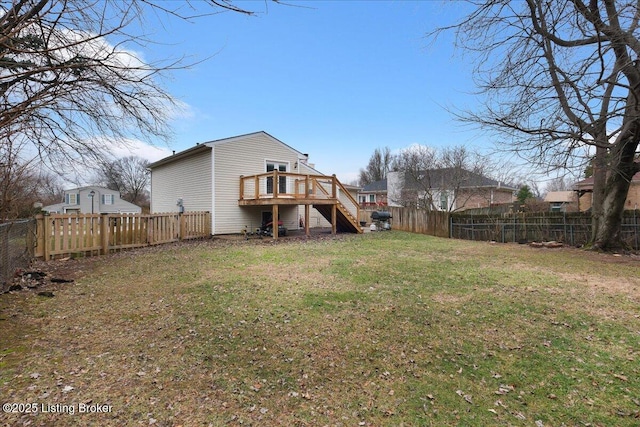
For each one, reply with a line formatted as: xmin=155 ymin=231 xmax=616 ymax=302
xmin=1 ymin=231 xmax=639 ymax=426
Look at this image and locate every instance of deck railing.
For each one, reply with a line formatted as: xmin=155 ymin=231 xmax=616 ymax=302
xmin=239 ymin=172 xmax=360 ymax=223
xmin=239 ymin=172 xmax=338 ymax=201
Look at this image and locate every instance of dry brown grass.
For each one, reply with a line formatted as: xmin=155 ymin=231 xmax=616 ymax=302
xmin=1 ymin=232 xmax=639 ymax=426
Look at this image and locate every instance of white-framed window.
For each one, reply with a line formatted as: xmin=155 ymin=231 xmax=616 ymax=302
xmin=440 ymin=192 xmax=448 ymax=211
xmin=65 ymin=193 xmax=79 ymax=205
xmin=102 ymin=194 xmax=114 ymax=205
xmin=266 ymin=161 xmax=288 ymax=194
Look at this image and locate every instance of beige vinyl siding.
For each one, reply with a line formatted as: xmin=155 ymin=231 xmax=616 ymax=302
xmin=212 ymin=133 xmax=302 ymax=234
xmin=150 ymin=149 xmax=212 ymax=215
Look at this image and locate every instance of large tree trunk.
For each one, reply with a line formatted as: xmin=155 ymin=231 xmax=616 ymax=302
xmin=591 ymin=132 xmax=640 ymax=251
xmin=592 ymin=173 xmax=632 ymax=250
xmin=590 ymin=145 xmax=608 ymax=245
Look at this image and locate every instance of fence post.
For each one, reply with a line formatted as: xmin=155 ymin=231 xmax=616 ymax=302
xmin=100 ymin=213 xmax=109 ymax=255
xmin=34 ymin=214 xmax=44 ymax=259
xmin=178 ymin=212 xmax=184 ymax=241
xmin=43 ymin=213 xmax=51 ymax=260
xmin=633 ymin=209 xmax=640 ymax=250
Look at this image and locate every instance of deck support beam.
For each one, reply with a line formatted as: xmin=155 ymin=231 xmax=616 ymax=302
xmin=272 ymin=204 xmax=279 ymax=239
xmin=331 ymin=204 xmax=337 ymax=235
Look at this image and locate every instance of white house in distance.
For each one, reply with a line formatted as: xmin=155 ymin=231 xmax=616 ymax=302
xmin=148 ymin=131 xmax=361 ymax=237
xmin=42 ymin=186 xmax=142 ymax=214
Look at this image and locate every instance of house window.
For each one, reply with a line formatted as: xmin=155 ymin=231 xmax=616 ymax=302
xmin=65 ymin=193 xmax=79 ymax=205
xmin=440 ymin=192 xmax=448 ymax=210
xmin=266 ymin=162 xmax=287 ymax=194
xmin=102 ymin=194 xmax=114 ymax=205
xmin=369 ymin=194 xmax=375 ymax=203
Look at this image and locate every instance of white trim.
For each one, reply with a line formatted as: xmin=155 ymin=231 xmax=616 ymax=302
xmin=264 ymin=159 xmax=290 ymax=194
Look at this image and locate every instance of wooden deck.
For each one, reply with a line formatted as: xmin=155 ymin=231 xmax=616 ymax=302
xmin=239 ymin=172 xmax=362 ymax=238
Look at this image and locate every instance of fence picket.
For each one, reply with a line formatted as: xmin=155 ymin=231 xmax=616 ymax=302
xmin=34 ymin=212 xmax=210 ymax=260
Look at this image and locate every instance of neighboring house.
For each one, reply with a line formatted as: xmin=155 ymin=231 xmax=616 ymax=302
xmin=148 ymin=131 xmax=361 ymax=237
xmin=42 ymin=186 xmax=142 ymax=214
xmin=574 ymin=171 xmax=640 ymax=211
xmin=387 ymin=168 xmax=515 ymax=211
xmin=544 ymin=191 xmax=578 ymax=212
xmin=358 ymin=179 xmax=388 ymax=209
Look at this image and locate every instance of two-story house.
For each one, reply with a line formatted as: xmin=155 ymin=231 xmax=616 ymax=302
xmin=42 ymin=186 xmax=142 ymax=214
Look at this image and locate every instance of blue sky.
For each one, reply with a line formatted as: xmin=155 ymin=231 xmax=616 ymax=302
xmin=135 ymin=1 xmax=482 ymax=183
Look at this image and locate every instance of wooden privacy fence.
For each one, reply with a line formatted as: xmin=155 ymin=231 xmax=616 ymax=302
xmin=386 ymin=207 xmax=450 ymax=238
xmin=34 ymin=212 xmax=211 ymax=260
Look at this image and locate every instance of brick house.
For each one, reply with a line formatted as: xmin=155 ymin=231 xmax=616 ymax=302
xmin=574 ymin=171 xmax=640 ymax=211
xmin=387 ymin=168 xmax=515 ymax=211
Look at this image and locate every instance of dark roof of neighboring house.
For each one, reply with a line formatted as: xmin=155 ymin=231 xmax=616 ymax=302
xmin=574 ymin=171 xmax=640 ymax=190
xmin=361 ymin=179 xmax=387 ymax=192
xmin=403 ymin=168 xmax=515 ymax=191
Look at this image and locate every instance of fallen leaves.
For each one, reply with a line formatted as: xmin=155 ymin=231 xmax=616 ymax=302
xmin=495 ymin=384 xmax=515 ymax=395
xmin=613 ymin=373 xmax=628 ymax=382
xmin=456 ymin=389 xmax=473 ymax=404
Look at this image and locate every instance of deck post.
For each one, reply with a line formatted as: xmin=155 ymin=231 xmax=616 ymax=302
xmin=331 ymin=204 xmax=337 ymax=235
xmin=254 ymin=176 xmax=259 ymax=200
xmin=305 ymin=204 xmax=310 ymax=236
xmin=273 ymin=170 xmax=279 ymax=198
xmin=239 ymin=175 xmax=244 ymax=200
xmin=332 ymin=174 xmax=337 ymax=198
xmin=272 ymin=204 xmax=279 ymax=239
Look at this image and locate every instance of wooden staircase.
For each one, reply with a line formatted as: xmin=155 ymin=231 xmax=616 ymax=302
xmin=314 ymin=201 xmax=363 ymax=234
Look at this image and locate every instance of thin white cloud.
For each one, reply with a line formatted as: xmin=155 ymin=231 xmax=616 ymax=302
xmin=108 ymin=139 xmax=173 ymax=163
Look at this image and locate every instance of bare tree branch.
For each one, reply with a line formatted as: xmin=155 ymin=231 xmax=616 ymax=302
xmin=432 ymin=0 xmax=640 ymax=250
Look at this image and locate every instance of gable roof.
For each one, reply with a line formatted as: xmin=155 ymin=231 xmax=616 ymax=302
xmin=361 ymin=179 xmax=387 ymax=193
xmin=64 ymin=185 xmax=120 ymax=195
xmin=401 ymin=168 xmax=515 ymax=191
xmin=574 ymin=171 xmax=640 ymax=191
xmin=544 ymin=191 xmax=576 ymax=203
xmin=148 ymin=144 xmax=210 ymax=169
xmin=148 ymin=131 xmax=307 ymax=170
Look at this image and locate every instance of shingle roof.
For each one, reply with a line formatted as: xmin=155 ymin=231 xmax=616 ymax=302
xmin=403 ymin=168 xmax=515 ymax=190
xmin=361 ymin=179 xmax=387 ymax=192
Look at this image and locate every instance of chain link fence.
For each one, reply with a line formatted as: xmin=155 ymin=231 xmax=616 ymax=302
xmin=1 ymin=219 xmax=36 ymax=292
xmin=450 ymin=211 xmax=640 ymax=249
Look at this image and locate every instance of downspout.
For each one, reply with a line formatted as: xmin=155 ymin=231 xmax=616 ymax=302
xmin=211 ymin=145 xmax=215 ymax=236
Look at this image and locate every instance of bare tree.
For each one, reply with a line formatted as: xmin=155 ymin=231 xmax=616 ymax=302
xmin=391 ymin=144 xmax=437 ymax=209
xmin=358 ymin=147 xmax=395 ymax=186
xmin=96 ymin=155 xmax=150 ymax=207
xmin=0 ymin=155 xmax=63 ymax=220
xmin=0 ymin=0 xmax=278 ymax=212
xmin=390 ymin=145 xmax=503 ymax=211
xmin=545 ymin=176 xmax=575 ymax=193
xmin=434 ymin=1 xmax=640 ymax=250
